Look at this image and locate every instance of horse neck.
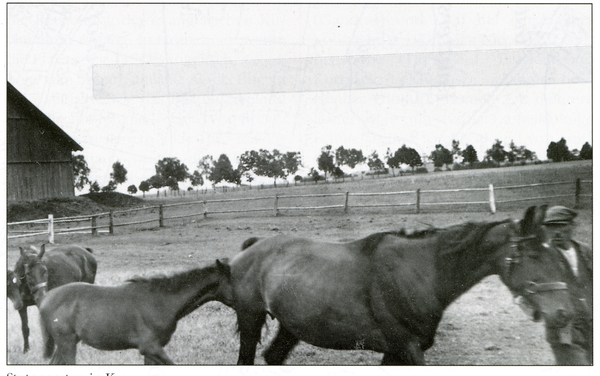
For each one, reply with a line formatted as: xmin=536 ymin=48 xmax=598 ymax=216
xmin=434 ymin=221 xmax=508 ymax=307
xmin=156 ymin=267 xmax=224 ymax=321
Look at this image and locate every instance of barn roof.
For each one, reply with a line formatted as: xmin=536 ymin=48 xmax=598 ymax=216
xmin=7 ymin=82 xmax=83 ymax=151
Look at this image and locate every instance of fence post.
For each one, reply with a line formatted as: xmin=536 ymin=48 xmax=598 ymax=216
xmin=415 ymin=189 xmax=421 ymax=214
xmin=91 ymin=215 xmax=98 ymax=236
xmin=159 ymin=205 xmax=164 ymax=227
xmin=489 ymin=184 xmax=496 ymax=214
xmin=274 ymin=194 xmax=279 ymax=216
xmin=575 ymin=178 xmax=581 ymax=208
xmin=48 ymin=214 xmax=54 ymax=244
xmin=203 ymin=201 xmax=208 ymax=218
xmin=344 ymin=191 xmax=350 ymax=213
xmin=109 ymin=211 xmax=114 ymax=234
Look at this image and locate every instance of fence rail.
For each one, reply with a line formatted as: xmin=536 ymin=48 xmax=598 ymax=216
xmin=8 ymin=178 xmax=591 ymax=243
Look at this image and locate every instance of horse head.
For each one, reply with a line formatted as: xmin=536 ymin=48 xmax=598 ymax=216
xmin=499 ymin=206 xmax=573 ymax=329
xmin=7 ymin=270 xmax=24 ymax=311
xmin=213 ymin=258 xmax=235 ymax=306
xmin=22 ymin=244 xmax=50 ymax=305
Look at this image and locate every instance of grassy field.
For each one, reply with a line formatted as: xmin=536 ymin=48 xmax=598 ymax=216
xmin=5 ymin=160 xmax=593 ymax=366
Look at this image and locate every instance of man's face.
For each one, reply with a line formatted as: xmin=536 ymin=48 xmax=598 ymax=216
xmin=545 ymin=222 xmax=574 ymax=248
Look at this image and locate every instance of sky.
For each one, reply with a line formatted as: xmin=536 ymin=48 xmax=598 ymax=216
xmin=4 ymin=3 xmax=592 ymax=192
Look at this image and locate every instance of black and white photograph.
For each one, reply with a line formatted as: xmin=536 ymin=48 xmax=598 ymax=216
xmin=4 ymin=2 xmax=593 ymax=370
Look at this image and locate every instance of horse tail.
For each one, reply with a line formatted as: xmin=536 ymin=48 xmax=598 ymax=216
xmin=241 ymin=237 xmax=262 ymax=251
xmin=39 ymin=310 xmax=55 ymax=359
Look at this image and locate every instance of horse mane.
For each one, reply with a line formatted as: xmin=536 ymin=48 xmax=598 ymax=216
xmin=356 ymin=220 xmax=509 ymax=256
xmin=357 ymin=228 xmax=440 ymax=254
xmin=126 ymin=266 xmax=218 ymax=293
xmin=436 ymin=219 xmax=510 ymax=256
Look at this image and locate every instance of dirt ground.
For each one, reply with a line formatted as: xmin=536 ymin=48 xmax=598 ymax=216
xmin=7 ymin=204 xmax=591 ymax=366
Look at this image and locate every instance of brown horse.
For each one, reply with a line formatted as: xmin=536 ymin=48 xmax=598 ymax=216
xmin=38 ymin=259 xmax=232 ymax=364
xmin=7 ymin=244 xmax=97 ymax=353
xmin=226 ymin=206 xmax=574 ymax=365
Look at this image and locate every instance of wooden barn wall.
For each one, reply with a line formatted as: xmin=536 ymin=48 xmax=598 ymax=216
xmin=7 ymin=100 xmax=75 ymax=201
xmin=8 ymin=162 xmax=75 ymax=201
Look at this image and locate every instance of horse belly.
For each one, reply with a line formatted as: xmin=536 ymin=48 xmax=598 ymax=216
xmin=279 ymin=312 xmax=389 ymax=352
xmin=74 ymin=299 xmax=144 ymax=351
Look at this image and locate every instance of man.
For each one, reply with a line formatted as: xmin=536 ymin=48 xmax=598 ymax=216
xmin=542 ymin=205 xmax=593 ymax=365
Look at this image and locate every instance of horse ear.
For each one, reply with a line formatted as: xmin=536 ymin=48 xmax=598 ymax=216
xmin=38 ymin=244 xmax=46 ymax=259
xmin=216 ymin=258 xmax=230 ymax=274
xmin=520 ymin=206 xmax=538 ymax=235
xmin=19 ymin=247 xmax=25 ymax=256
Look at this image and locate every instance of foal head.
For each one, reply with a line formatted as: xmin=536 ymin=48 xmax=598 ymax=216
xmin=20 ymin=244 xmax=50 ymax=305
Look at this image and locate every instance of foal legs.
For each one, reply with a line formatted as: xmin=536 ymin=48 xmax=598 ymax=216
xmin=49 ymin=334 xmax=78 ymax=364
xmin=263 ymin=325 xmax=299 ymax=365
xmin=18 ymin=307 xmax=30 ymax=353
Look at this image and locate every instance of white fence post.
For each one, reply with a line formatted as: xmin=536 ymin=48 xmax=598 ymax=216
xmin=48 ymin=214 xmax=54 ymax=244
xmin=489 ymin=184 xmax=496 ymax=214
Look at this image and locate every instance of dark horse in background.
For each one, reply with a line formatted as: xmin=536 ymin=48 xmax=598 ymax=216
xmin=227 ymin=206 xmax=574 ymax=365
xmin=7 ymin=244 xmax=97 ymax=353
xmin=38 ymin=260 xmax=231 ymax=364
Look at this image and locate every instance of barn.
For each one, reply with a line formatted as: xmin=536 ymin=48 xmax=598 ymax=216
xmin=7 ymin=82 xmax=83 ymax=202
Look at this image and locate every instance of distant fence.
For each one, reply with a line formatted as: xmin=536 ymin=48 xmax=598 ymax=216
xmin=7 ymin=179 xmax=592 ymax=244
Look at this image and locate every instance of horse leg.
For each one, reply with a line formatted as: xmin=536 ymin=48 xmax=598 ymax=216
xmin=39 ymin=315 xmax=55 ymax=359
xmin=140 ymin=344 xmax=175 ymax=365
xmin=263 ymin=325 xmax=299 ymax=365
xmin=381 ymin=342 xmax=425 ymax=365
xmin=237 ymin=311 xmax=266 ymax=365
xmin=50 ymin=335 xmax=78 ymax=364
xmin=18 ymin=307 xmax=30 ymax=353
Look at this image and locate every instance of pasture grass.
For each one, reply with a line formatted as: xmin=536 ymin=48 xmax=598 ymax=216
xmin=6 ymin=160 xmax=593 ymax=366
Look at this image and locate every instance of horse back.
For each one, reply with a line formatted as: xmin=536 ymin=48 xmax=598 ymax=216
xmin=45 ymin=245 xmax=98 ymax=287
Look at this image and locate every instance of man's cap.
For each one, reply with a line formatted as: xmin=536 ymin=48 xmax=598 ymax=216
xmin=544 ymin=206 xmax=577 ymax=225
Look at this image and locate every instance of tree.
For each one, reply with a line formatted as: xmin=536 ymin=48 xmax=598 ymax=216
xmin=111 ymin=161 xmax=127 ymax=185
xmin=281 ymin=151 xmax=302 ymax=179
xmin=317 ymin=145 xmax=335 ymax=179
xmin=486 ymin=139 xmax=508 ymax=166
xmin=335 ymin=146 xmax=366 ymax=169
xmin=89 ymin=181 xmax=100 ymax=193
xmin=190 ymin=170 xmax=204 ymax=189
xmin=210 ymin=154 xmax=240 ymax=185
xmin=369 ymin=151 xmax=385 ymax=170
xmin=430 ymin=144 xmax=453 ymax=169
xmin=580 ymin=142 xmax=592 ymax=160
xmin=393 ymin=145 xmax=422 ymax=172
xmin=101 ymin=180 xmax=117 ymax=192
xmin=508 ymin=140 xmax=536 ymax=164
xmin=547 ymin=138 xmax=572 ymax=162
xmin=155 ymin=157 xmax=189 ymax=190
xmin=451 ymin=140 xmax=462 ymax=163
xmin=127 ymin=185 xmax=137 ymax=195
xmin=198 ymin=155 xmax=214 ymax=179
xmin=461 ymin=145 xmax=479 ymax=165
xmin=333 ymin=166 xmax=345 ymax=180
xmin=309 ymin=168 xmax=322 ymax=184
xmin=139 ymin=180 xmax=150 ymax=197
xmin=147 ymin=174 xmax=166 ymax=190
xmin=72 ymin=154 xmax=90 ymax=191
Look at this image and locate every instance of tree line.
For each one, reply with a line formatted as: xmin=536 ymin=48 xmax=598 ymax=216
xmin=72 ymin=138 xmax=592 ymax=195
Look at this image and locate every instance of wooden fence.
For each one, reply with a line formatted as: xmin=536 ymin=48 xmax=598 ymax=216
xmin=7 ymin=179 xmax=592 ymax=244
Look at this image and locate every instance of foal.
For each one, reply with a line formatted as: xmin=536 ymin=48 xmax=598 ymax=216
xmin=39 ymin=259 xmax=232 ymax=364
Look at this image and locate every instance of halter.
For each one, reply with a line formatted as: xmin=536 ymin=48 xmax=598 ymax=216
xmin=24 ymin=260 xmax=49 ymax=295
xmin=505 ymin=235 xmax=568 ymax=295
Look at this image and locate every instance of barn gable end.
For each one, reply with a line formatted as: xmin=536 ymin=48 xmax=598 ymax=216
xmin=7 ymin=82 xmax=83 ymax=202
